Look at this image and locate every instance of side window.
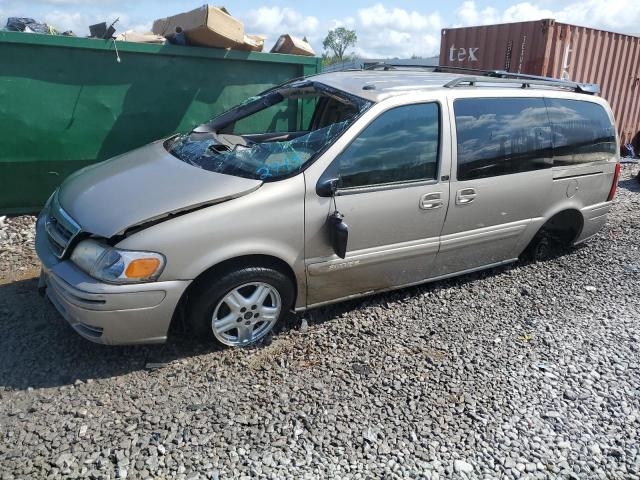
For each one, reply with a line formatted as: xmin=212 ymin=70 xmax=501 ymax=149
xmin=337 ymin=103 xmax=440 ymax=189
xmin=454 ymin=98 xmax=552 ymax=181
xmin=545 ymin=98 xmax=617 ymax=165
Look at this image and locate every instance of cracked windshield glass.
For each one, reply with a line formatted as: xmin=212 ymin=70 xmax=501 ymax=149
xmin=168 ymin=82 xmax=371 ymax=181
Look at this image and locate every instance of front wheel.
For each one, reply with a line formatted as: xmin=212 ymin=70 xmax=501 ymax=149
xmin=188 ymin=266 xmax=294 ymax=347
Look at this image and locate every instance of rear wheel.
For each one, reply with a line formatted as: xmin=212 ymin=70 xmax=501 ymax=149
xmin=521 ymin=211 xmax=583 ymax=263
xmin=522 ymin=231 xmax=552 ymax=262
xmin=188 ymin=266 xmax=294 ymax=347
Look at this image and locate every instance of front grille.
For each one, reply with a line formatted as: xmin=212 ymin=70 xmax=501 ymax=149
xmin=45 ymin=193 xmax=81 ymax=259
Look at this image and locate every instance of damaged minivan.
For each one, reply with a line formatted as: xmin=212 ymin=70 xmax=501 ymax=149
xmin=36 ymin=69 xmax=620 ymax=346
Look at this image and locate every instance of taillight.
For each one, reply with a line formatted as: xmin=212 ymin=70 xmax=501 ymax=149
xmin=607 ymin=162 xmax=621 ymax=201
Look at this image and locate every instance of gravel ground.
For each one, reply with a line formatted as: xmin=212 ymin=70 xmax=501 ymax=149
xmin=0 ymin=166 xmax=639 ymax=480
xmin=0 ymin=214 xmax=38 ymax=281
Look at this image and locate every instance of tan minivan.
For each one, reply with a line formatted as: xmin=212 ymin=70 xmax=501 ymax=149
xmin=36 ymin=68 xmax=621 ymax=347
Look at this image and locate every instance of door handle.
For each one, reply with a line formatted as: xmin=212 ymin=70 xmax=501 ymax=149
xmin=420 ymin=192 xmax=443 ymax=210
xmin=456 ymin=188 xmax=476 ymax=205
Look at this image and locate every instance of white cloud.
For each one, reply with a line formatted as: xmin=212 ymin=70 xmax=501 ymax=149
xmin=41 ymin=11 xmax=93 ymax=33
xmin=455 ymin=0 xmax=640 ymax=32
xmin=336 ymin=3 xmax=444 ymax=58
xmin=358 ymin=4 xmax=442 ymax=31
xmin=455 ymin=1 xmax=499 ymax=25
xmin=329 ymin=0 xmax=640 ymax=59
xmin=38 ymin=11 xmax=146 ymax=36
xmin=243 ymin=6 xmax=320 ymax=50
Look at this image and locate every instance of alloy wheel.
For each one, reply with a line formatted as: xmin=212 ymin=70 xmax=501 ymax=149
xmin=211 ymin=282 xmax=282 ymax=346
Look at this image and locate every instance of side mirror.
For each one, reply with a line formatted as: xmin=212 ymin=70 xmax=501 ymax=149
xmin=316 ymin=177 xmax=339 ymax=197
xmin=328 ymin=211 xmax=349 ymax=259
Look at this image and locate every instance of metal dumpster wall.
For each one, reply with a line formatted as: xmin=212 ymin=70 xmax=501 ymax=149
xmin=0 ymin=32 xmax=321 ymax=214
xmin=439 ymin=20 xmax=640 ymax=148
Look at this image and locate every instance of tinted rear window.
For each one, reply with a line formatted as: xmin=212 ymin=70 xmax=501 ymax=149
xmin=545 ymin=98 xmax=617 ymax=166
xmin=454 ymin=98 xmax=552 ymax=181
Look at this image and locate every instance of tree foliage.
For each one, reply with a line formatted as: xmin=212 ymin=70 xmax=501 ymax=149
xmin=322 ymin=27 xmax=357 ymax=61
xmin=321 ymin=54 xmax=359 ymax=68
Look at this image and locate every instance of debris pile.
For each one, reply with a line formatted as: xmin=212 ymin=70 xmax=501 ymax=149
xmin=270 ymin=34 xmax=315 ymax=56
xmin=152 ymin=5 xmax=263 ymax=51
xmin=3 ymin=5 xmax=316 ymax=55
xmin=5 ymin=17 xmax=74 ymax=36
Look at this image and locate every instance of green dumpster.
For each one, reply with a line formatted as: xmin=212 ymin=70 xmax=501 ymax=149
xmin=0 ymin=31 xmax=322 ymax=214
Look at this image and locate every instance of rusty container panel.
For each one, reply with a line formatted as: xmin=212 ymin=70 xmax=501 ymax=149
xmin=543 ymin=22 xmax=640 ymax=147
xmin=439 ymin=20 xmax=553 ymax=74
xmin=439 ymin=20 xmax=640 ymax=147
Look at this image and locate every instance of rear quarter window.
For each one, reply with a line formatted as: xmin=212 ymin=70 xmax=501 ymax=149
xmin=454 ymin=97 xmax=553 ymax=181
xmin=545 ymin=98 xmax=617 ymax=165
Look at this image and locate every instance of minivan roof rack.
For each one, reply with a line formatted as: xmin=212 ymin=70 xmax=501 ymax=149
xmin=444 ymin=75 xmax=600 ymax=95
xmin=362 ymin=63 xmax=600 ymax=94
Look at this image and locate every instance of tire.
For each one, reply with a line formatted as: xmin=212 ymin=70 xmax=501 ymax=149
xmin=187 ymin=265 xmax=294 ymax=347
xmin=521 ymin=231 xmax=552 ymax=263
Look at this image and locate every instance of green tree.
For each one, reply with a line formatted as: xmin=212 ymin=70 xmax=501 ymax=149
xmin=322 ymin=27 xmax=357 ymax=62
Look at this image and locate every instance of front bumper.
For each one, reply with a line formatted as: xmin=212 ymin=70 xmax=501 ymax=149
xmin=35 ymin=215 xmax=190 ymax=345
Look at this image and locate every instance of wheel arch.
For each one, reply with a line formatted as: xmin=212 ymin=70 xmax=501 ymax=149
xmin=169 ymin=254 xmax=300 ymax=336
xmin=525 ymin=207 xmax=585 ymax=254
xmin=542 ymin=208 xmax=585 ymax=245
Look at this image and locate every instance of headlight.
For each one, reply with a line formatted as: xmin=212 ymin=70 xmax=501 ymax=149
xmin=70 ymin=239 xmax=165 ymax=284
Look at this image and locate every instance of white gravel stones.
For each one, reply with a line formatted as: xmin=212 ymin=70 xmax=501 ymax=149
xmin=454 ymin=459 xmax=474 ymax=473
xmin=0 ymin=214 xmax=37 ymax=280
xmin=0 ymin=165 xmax=639 ymax=479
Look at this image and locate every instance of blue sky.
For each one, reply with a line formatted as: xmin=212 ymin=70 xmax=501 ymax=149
xmin=1 ymin=0 xmax=638 ymax=57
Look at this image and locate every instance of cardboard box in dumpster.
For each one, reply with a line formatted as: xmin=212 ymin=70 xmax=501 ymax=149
xmin=116 ymin=30 xmax=166 ymax=44
xmin=152 ymin=5 xmax=263 ymax=51
xmin=270 ymin=34 xmax=316 ymax=56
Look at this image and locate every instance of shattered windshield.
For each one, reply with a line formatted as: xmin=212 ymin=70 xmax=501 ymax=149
xmin=167 ymin=81 xmax=371 ymax=181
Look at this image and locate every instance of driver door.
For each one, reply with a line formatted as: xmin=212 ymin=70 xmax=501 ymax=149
xmin=303 ymin=99 xmax=451 ymax=307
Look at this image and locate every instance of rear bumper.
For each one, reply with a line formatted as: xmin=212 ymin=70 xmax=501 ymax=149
xmin=575 ymin=201 xmax=613 ymax=244
xmin=36 ymin=215 xmax=190 ymax=345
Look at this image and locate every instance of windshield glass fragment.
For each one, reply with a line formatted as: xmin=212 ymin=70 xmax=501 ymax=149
xmin=167 ymin=81 xmax=371 ymax=181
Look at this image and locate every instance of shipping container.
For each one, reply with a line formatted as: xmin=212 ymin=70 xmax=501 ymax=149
xmin=439 ymin=19 xmax=640 ymax=149
xmin=0 ymin=31 xmax=321 ymax=214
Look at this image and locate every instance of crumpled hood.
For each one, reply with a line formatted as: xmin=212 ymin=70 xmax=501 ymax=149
xmin=58 ymin=140 xmax=262 ymax=238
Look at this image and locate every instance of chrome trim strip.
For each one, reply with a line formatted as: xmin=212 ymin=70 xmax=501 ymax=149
xmin=553 ymin=171 xmax=603 ymax=180
xmin=337 ymin=178 xmax=440 ymax=196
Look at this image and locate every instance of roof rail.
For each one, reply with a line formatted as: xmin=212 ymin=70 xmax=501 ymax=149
xmin=364 ymin=62 xmax=397 ymax=71
xmin=444 ymin=75 xmax=600 ymax=94
xmin=365 ymin=63 xmax=490 ymax=73
xmin=435 ymin=65 xmax=599 ymax=94
xmin=362 ymin=62 xmax=600 ymax=94
xmin=364 ymin=62 xmax=442 ymax=71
